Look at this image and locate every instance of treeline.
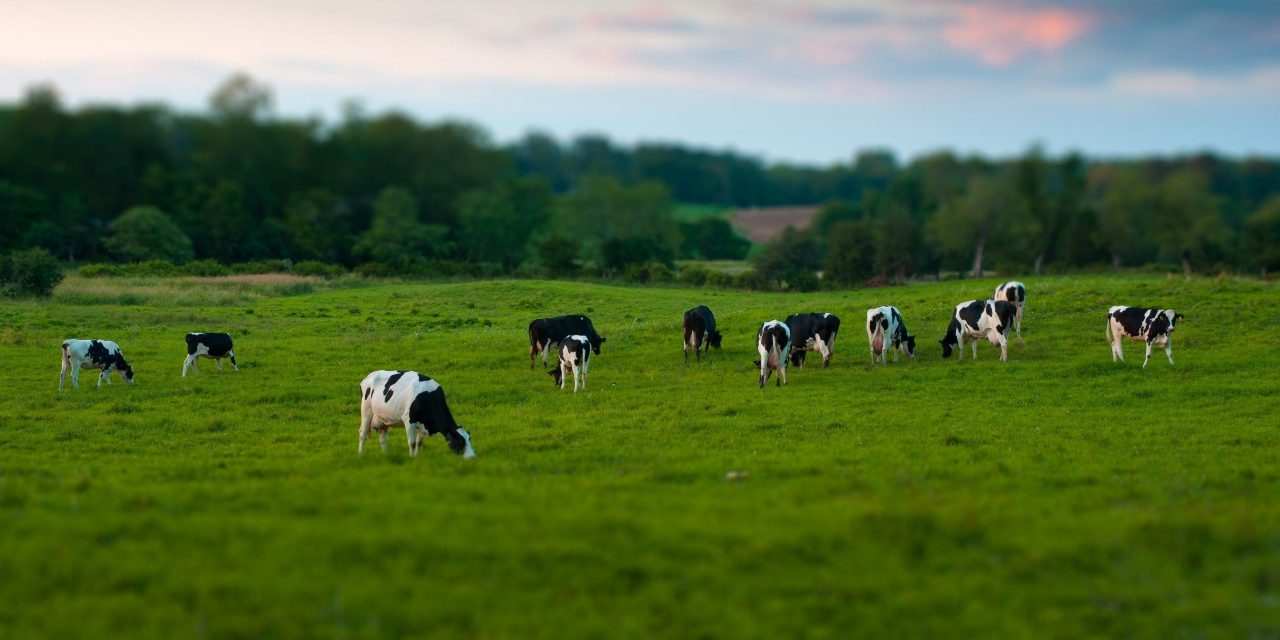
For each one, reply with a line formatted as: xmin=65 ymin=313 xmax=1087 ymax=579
xmin=2 ymin=75 xmax=1279 ymax=285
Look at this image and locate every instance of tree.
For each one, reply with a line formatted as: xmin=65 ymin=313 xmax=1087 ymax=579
xmin=825 ymin=220 xmax=877 ymax=286
xmin=1242 ymin=197 xmax=1280 ymax=275
xmin=678 ymin=218 xmax=750 ymax=260
xmin=1155 ymin=169 xmax=1229 ymax=275
xmin=930 ymin=174 xmax=1023 ymax=277
xmin=1 ymin=248 xmax=64 ymax=297
xmin=1094 ymin=166 xmax=1156 ymax=268
xmin=554 ymin=176 xmax=680 ymax=262
xmin=456 ymin=178 xmax=553 ymax=271
xmin=210 ymin=73 xmax=273 ymax=121
xmin=0 ymin=181 xmax=49 ymax=251
xmin=873 ymin=200 xmax=922 ymax=282
xmin=103 ymin=206 xmax=195 ymax=263
xmin=755 ymin=226 xmax=823 ymax=289
xmin=538 ymin=235 xmax=581 ymax=276
xmin=353 ymin=187 xmax=451 ymax=265
xmin=284 ymin=189 xmax=351 ymax=263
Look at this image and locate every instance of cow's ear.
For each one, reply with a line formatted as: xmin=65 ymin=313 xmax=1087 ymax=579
xmin=1175 ymin=313 xmax=1185 ymax=322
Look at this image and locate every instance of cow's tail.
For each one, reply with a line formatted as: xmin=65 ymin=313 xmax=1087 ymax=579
xmin=1105 ymin=312 xmax=1112 ymax=344
xmin=60 ymin=341 xmax=70 ymax=367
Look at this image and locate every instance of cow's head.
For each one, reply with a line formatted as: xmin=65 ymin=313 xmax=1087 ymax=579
xmin=591 ymin=336 xmax=606 ymax=355
xmin=709 ymin=331 xmax=723 ymax=349
xmin=119 ymin=364 xmax=135 ymax=383
xmin=547 ymin=368 xmax=563 ymax=386
xmin=939 ymin=339 xmax=954 ymax=358
xmin=1171 ymin=312 xmax=1184 ymax=330
xmin=903 ymin=334 xmax=917 ymax=358
xmin=445 ymin=427 xmax=476 ymax=459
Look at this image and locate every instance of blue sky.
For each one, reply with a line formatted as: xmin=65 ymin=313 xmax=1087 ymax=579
xmin=2 ymin=1 xmax=1278 ymax=164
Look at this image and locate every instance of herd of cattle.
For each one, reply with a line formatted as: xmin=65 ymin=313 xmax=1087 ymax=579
xmin=56 ymin=280 xmax=1185 ymax=458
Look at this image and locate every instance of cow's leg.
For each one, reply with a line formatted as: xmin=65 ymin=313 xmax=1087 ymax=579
xmin=59 ymin=355 xmax=70 ymax=391
xmin=971 ymin=338 xmax=978 ymax=360
xmin=542 ymin=341 xmax=552 ymax=368
xmin=999 ymin=334 xmax=1008 ymax=362
xmin=1016 ymin=305 xmax=1025 ymax=343
xmin=97 ymin=368 xmax=109 ymax=388
xmin=1165 ymin=339 xmax=1174 ymax=365
xmin=529 ymin=343 xmax=538 ymax=369
xmin=182 ymin=354 xmax=197 ymax=377
xmin=359 ymin=403 xmax=373 ymax=454
xmin=378 ymin=429 xmax=389 ymax=452
xmin=572 ymin=362 xmax=581 ymax=393
xmin=1143 ymin=341 xmax=1153 ymax=368
xmin=216 ymin=358 xmax=224 ymax=371
xmin=405 ymin=424 xmax=419 ymax=456
xmin=759 ymin=361 xmax=768 ymax=388
xmin=71 ymin=362 xmax=81 ymax=389
xmin=229 ymin=352 xmax=239 ymax=371
xmin=683 ymin=336 xmax=689 ymax=363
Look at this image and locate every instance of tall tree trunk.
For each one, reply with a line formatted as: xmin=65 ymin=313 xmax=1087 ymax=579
xmin=971 ymin=234 xmax=986 ymax=278
xmin=1034 ymin=253 xmax=1045 ymax=276
xmin=1181 ymin=250 xmax=1192 ymax=277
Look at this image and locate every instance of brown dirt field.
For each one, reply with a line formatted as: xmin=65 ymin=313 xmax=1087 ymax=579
xmin=729 ymin=206 xmax=821 ymax=243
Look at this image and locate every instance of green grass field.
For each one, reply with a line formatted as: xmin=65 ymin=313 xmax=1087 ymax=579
xmin=2 ymin=274 xmax=1278 ymax=638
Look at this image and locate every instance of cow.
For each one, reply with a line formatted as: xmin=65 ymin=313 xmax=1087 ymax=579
xmin=358 ymin=370 xmax=475 ymax=458
xmin=786 ymin=312 xmax=840 ymax=368
xmin=994 ymin=281 xmax=1027 ymax=341
xmin=528 ymin=315 xmax=605 ymax=369
xmin=182 ymin=332 xmax=239 ymax=377
xmin=1107 ymin=306 xmax=1184 ymax=368
xmin=866 ymin=306 xmax=916 ymax=364
xmin=682 ymin=305 xmax=722 ymax=362
xmin=939 ymin=300 xmax=1017 ymax=362
xmin=755 ymin=320 xmax=792 ymax=388
xmin=60 ymin=339 xmax=135 ymax=390
xmin=547 ymin=335 xmax=591 ymax=392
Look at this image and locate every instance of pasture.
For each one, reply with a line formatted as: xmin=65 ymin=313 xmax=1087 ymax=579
xmin=1 ymin=274 xmax=1277 ymax=638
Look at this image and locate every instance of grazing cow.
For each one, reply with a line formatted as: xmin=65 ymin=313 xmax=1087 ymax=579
xmin=682 ymin=305 xmax=723 ymax=362
xmin=60 ymin=339 xmax=135 ymax=390
xmin=182 ymin=332 xmax=239 ymax=377
xmin=358 ymin=370 xmax=475 ymax=458
xmin=939 ymin=300 xmax=1017 ymax=362
xmin=994 ymin=281 xmax=1027 ymax=341
xmin=547 ymin=335 xmax=591 ymax=392
xmin=528 ymin=315 xmax=606 ymax=369
xmin=755 ymin=320 xmax=792 ymax=388
xmin=866 ymin=306 xmax=916 ymax=364
xmin=1107 ymin=306 xmax=1184 ymax=368
xmin=786 ymin=312 xmax=840 ymax=368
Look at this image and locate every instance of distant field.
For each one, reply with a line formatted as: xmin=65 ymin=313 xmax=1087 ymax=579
xmin=1 ymin=275 xmax=1277 ymax=638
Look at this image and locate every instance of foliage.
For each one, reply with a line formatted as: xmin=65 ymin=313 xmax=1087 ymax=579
xmin=554 ymin=176 xmax=680 ymax=259
xmin=103 ymin=206 xmax=195 ymax=263
xmin=456 ymin=178 xmax=553 ymax=270
xmin=678 ymin=218 xmax=750 ymax=260
xmin=0 ymin=247 xmax=64 ymax=297
xmin=754 ymin=227 xmax=823 ymax=288
xmin=601 ymin=236 xmax=674 ymax=272
xmin=537 ymin=235 xmax=582 ymax=277
xmin=353 ymin=187 xmax=452 ymax=265
xmin=825 ymin=220 xmax=877 ymax=286
xmin=1242 ymin=197 xmax=1280 ymax=274
xmin=292 ymin=260 xmax=346 ymax=279
xmin=618 ymin=261 xmax=674 ymax=284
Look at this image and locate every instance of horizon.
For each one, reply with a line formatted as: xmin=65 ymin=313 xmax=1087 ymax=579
xmin=3 ymin=1 xmax=1278 ymax=165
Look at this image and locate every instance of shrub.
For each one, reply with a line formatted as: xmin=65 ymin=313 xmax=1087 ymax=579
xmin=292 ymin=260 xmax=346 ymax=279
xmin=2 ymin=248 xmax=64 ymax=297
xmin=130 ymin=259 xmax=181 ymax=277
xmin=705 ymin=271 xmax=736 ymax=289
xmin=103 ymin=206 xmax=194 ymax=263
xmin=231 ymin=259 xmax=292 ymax=274
xmin=620 ymin=261 xmax=674 ymax=284
xmin=677 ymin=265 xmax=710 ymax=286
xmin=182 ymin=259 xmax=231 ymax=277
xmin=355 ymin=262 xmax=399 ymax=278
xmin=733 ymin=269 xmax=769 ymax=291
xmin=76 ymin=263 xmax=123 ymax=278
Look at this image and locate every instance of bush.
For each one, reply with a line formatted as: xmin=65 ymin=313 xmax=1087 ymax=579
xmin=355 ymin=262 xmax=400 ymax=278
xmin=292 ymin=260 xmax=346 ymax=279
xmin=76 ymin=263 xmax=124 ymax=278
xmin=733 ymin=269 xmax=769 ymax=291
xmin=231 ymin=259 xmax=292 ymax=274
xmin=705 ymin=270 xmax=736 ymax=289
xmin=677 ymin=265 xmax=711 ymax=286
xmin=103 ymin=206 xmax=194 ymax=263
xmin=2 ymin=248 xmax=64 ymax=297
xmin=620 ymin=262 xmax=674 ymax=284
xmin=182 ymin=259 xmax=231 ymax=277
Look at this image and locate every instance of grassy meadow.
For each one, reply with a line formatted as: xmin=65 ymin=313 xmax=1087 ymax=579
xmin=1 ymin=274 xmax=1277 ymax=638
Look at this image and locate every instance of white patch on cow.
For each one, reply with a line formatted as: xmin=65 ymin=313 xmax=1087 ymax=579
xmin=456 ymin=427 xmax=476 ymax=459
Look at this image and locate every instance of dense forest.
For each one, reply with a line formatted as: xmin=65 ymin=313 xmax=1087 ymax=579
xmin=2 ymin=75 xmax=1279 ymax=287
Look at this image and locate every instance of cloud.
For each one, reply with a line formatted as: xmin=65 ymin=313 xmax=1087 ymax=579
xmin=943 ymin=4 xmax=1095 ymax=66
xmin=1109 ymin=66 xmax=1280 ymax=98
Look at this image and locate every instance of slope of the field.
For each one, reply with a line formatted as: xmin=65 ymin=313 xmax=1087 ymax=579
xmin=1 ymin=275 xmax=1277 ymax=638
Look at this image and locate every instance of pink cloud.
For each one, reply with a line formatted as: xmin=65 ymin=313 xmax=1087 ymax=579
xmin=944 ymin=4 xmax=1094 ymax=66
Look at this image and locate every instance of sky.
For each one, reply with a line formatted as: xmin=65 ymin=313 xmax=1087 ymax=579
xmin=1 ymin=0 xmax=1278 ymax=164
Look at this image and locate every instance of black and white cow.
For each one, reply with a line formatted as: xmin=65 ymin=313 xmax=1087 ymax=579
xmin=786 ymin=312 xmax=840 ymax=368
xmin=866 ymin=306 xmax=916 ymax=364
xmin=682 ymin=305 xmax=722 ymax=362
xmin=60 ymin=339 xmax=135 ymax=390
xmin=528 ymin=315 xmax=605 ymax=369
xmin=755 ymin=320 xmax=792 ymax=388
xmin=994 ymin=281 xmax=1027 ymax=341
xmin=1107 ymin=306 xmax=1184 ymax=368
xmin=358 ymin=370 xmax=475 ymax=458
xmin=939 ymin=300 xmax=1017 ymax=362
xmin=547 ymin=335 xmax=591 ymax=392
xmin=182 ymin=332 xmax=238 ymax=377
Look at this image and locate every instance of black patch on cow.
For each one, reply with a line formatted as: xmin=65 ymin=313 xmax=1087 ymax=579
xmin=86 ymin=340 xmax=111 ymax=367
xmin=1147 ymin=313 xmax=1171 ymax=343
xmin=868 ymin=312 xmax=884 ymax=335
xmin=363 ymin=386 xmax=372 ymax=400
xmin=114 ymin=352 xmax=134 ymax=381
xmin=956 ymin=301 xmax=985 ymax=332
xmin=186 ymin=332 xmax=234 ymax=357
xmin=1111 ymin=307 xmax=1150 ymax=338
xmin=383 ymin=371 xmax=406 ymax=402
xmin=993 ymin=300 xmax=1017 ymax=332
xmin=408 ymin=386 xmax=459 ymax=438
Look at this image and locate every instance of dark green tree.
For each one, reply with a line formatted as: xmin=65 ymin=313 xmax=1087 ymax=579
xmin=353 ymin=187 xmax=451 ymax=265
xmin=457 ymin=178 xmax=553 ymax=270
xmin=103 ymin=206 xmax=195 ymax=263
